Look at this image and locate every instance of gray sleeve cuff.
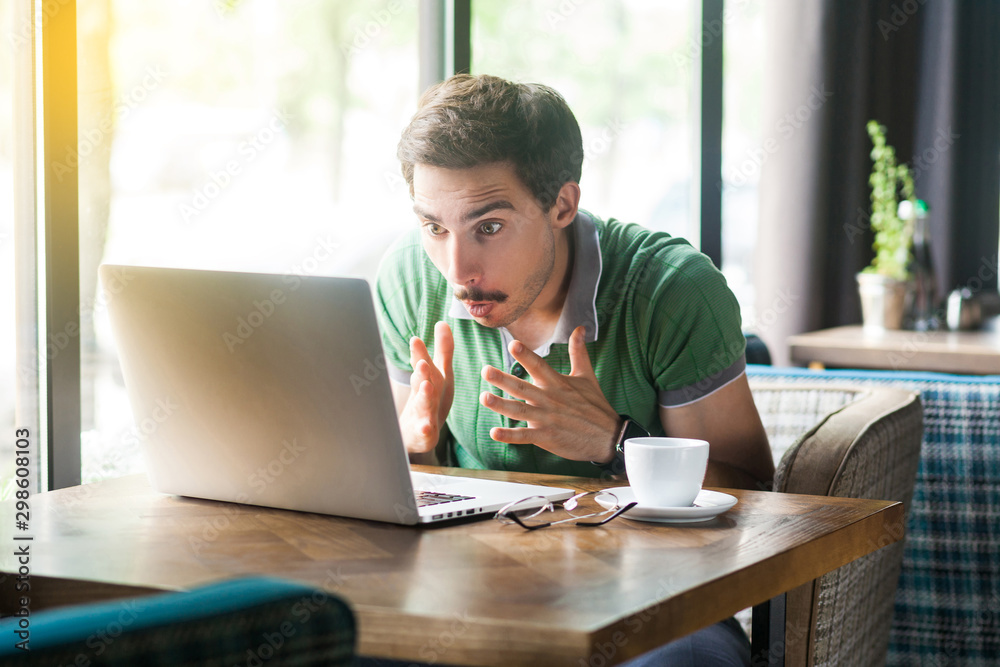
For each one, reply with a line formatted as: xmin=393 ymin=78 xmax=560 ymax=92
xmin=657 ymin=355 xmax=747 ymax=408
xmin=387 ymin=363 xmax=412 ymax=386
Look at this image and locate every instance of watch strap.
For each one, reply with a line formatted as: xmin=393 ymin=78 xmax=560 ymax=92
xmin=592 ymin=414 xmax=649 ymax=475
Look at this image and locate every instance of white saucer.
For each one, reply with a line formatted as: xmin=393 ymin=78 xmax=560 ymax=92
xmin=598 ymin=487 xmax=738 ymax=523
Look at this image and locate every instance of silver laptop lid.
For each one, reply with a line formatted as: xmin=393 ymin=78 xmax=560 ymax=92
xmin=100 ymin=264 xmax=422 ymax=524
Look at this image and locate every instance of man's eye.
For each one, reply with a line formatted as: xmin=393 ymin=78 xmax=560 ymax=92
xmin=424 ymin=223 xmax=445 ymax=236
xmin=480 ymin=221 xmax=502 ymax=235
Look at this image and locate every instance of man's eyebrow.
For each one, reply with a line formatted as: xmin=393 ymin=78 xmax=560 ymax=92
xmin=413 ymin=205 xmax=439 ymax=222
xmin=464 ymin=200 xmax=514 ymax=222
xmin=413 ymin=200 xmax=515 ymax=225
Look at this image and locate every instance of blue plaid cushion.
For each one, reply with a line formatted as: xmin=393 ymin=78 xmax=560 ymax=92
xmin=748 ymin=366 xmax=1000 ymax=666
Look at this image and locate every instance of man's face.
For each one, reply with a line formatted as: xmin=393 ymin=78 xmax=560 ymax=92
xmin=412 ymin=162 xmax=558 ymax=329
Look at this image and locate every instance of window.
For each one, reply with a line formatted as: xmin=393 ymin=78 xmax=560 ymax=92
xmin=720 ymin=0 xmax=764 ymax=326
xmin=77 ymin=0 xmax=417 ymax=482
xmin=19 ymin=1 xmax=758 ymax=489
xmin=1 ymin=3 xmax=16 ymax=497
xmin=473 ymin=0 xmax=696 ymax=239
xmin=472 ymin=1 xmax=764 ymax=328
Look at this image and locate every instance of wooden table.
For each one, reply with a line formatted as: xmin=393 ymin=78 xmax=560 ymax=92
xmin=788 ymin=324 xmax=1000 ymax=374
xmin=0 ymin=467 xmax=903 ymax=666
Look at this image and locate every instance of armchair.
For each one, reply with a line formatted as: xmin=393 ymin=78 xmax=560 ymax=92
xmin=748 ymin=380 xmax=923 ymax=667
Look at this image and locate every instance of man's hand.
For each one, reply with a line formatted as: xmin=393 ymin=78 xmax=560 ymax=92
xmin=398 ymin=321 xmax=454 ymax=454
xmin=480 ymin=326 xmax=620 ymax=462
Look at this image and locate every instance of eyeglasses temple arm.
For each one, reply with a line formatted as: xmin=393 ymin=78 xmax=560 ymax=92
xmin=575 ymin=502 xmax=637 ymax=527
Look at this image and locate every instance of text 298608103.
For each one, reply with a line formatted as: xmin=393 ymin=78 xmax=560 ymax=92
xmin=12 ymin=428 xmax=33 ymax=651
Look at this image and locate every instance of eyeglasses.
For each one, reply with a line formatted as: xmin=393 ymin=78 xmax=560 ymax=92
xmin=494 ymin=491 xmax=636 ymax=530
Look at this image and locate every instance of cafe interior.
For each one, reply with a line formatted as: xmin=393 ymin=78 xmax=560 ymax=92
xmin=0 ymin=1 xmax=997 ymax=665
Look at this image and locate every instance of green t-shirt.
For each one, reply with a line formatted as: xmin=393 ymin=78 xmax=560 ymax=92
xmin=374 ymin=211 xmax=746 ymax=477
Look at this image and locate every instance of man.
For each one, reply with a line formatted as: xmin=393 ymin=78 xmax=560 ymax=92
xmin=374 ymin=74 xmax=773 ymax=666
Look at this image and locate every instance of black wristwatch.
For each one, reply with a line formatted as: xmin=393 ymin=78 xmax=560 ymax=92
xmin=592 ymin=414 xmax=649 ymax=476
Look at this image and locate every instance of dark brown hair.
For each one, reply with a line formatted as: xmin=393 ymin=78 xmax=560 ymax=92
xmin=397 ymin=74 xmax=584 ymax=210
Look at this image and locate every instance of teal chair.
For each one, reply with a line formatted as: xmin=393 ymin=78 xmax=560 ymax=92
xmin=0 ymin=577 xmax=355 ymax=666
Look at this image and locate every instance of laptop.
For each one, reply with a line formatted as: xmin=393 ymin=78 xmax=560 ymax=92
xmin=99 ymin=264 xmax=575 ymax=525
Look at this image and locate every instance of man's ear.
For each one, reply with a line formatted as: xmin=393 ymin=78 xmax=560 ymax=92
xmin=550 ymin=181 xmax=581 ymax=230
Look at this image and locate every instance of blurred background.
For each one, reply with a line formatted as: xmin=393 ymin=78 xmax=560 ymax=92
xmin=1 ymin=0 xmax=766 ymax=487
xmin=6 ymin=0 xmax=997 ymax=491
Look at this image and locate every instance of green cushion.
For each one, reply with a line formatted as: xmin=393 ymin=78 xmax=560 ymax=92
xmin=0 ymin=576 xmax=355 ymax=665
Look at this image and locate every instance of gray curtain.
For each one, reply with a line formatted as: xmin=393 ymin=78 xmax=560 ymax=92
xmin=755 ymin=0 xmax=1000 ymax=365
xmin=915 ymin=1 xmax=1000 ymax=303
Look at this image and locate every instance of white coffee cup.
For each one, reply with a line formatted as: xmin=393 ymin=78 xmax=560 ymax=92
xmin=624 ymin=437 xmax=709 ymax=507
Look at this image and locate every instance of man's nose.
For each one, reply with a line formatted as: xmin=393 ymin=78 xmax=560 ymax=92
xmin=447 ymin=239 xmax=481 ymax=286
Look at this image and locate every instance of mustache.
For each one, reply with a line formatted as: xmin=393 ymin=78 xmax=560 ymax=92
xmin=454 ymin=286 xmax=508 ymax=303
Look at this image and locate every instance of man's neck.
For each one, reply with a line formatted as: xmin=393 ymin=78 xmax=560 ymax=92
xmin=505 ymin=224 xmax=575 ymax=350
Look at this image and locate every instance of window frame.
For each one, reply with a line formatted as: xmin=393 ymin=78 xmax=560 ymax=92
xmin=40 ymin=0 xmax=82 ymax=490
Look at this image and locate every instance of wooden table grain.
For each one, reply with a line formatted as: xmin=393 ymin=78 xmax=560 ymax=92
xmin=788 ymin=324 xmax=1000 ymax=374
xmin=0 ymin=467 xmax=904 ymax=666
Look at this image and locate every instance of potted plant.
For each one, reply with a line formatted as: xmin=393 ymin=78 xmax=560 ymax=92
xmin=857 ymin=120 xmax=916 ymax=331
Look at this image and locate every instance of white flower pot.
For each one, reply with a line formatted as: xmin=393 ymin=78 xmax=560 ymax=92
xmin=857 ymin=272 xmax=909 ymax=332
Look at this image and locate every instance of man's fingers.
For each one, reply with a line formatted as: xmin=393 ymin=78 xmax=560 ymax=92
xmin=489 ymin=426 xmax=539 ymax=445
xmin=412 ymin=324 xmax=453 ymax=382
xmin=412 ymin=350 xmax=443 ymax=389
xmin=433 ymin=321 xmax=454 ymax=378
xmin=409 ymin=335 xmax=432 ymax=369
xmin=480 ymin=365 xmax=544 ymax=402
xmin=568 ymin=325 xmax=595 ymax=377
xmin=408 ymin=376 xmax=429 ymax=412
xmin=411 ymin=362 xmax=444 ymax=418
xmin=407 ymin=379 xmax=440 ymax=445
xmin=410 ymin=358 xmax=431 ymax=395
xmin=414 ymin=380 xmax=437 ymax=427
xmin=480 ymin=391 xmax=538 ymax=421
xmin=507 ymin=339 xmax=558 ymax=384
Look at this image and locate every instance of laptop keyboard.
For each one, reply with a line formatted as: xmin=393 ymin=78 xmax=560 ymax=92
xmin=415 ymin=490 xmax=475 ymax=507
